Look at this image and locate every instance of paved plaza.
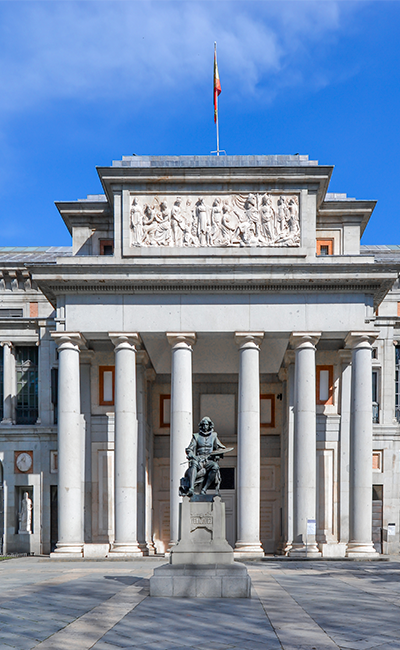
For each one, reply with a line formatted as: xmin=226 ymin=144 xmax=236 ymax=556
xmin=0 ymin=557 xmax=400 ymax=650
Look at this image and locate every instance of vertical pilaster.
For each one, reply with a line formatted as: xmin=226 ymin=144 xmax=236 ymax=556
xmin=50 ymin=332 xmax=85 ymax=557
xmin=234 ymin=332 xmax=264 ymax=558
xmin=167 ymin=333 xmax=196 ymax=546
xmin=290 ymin=332 xmax=321 ymax=557
xmin=1 ymin=342 xmax=14 ymax=425
xmin=346 ymin=332 xmax=378 ymax=557
xmin=109 ymin=333 xmax=142 ymax=556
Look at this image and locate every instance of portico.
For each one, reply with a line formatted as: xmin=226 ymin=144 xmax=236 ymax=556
xmin=29 ymin=154 xmax=397 ymax=559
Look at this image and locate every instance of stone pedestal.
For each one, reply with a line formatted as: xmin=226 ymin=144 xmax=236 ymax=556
xmin=150 ymin=496 xmax=250 ymax=598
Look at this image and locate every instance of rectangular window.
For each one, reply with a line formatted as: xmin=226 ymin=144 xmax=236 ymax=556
xmin=316 ymin=239 xmax=334 ymax=256
xmin=99 ymin=366 xmax=115 ymax=406
xmin=15 ymin=346 xmax=38 ymax=424
xmin=373 ymin=451 xmax=383 ymax=472
xmin=260 ymin=394 xmax=275 ymax=428
xmin=160 ymin=394 xmax=171 ymax=428
xmin=100 ymin=240 xmax=114 ymax=256
xmin=316 ymin=365 xmax=333 ymax=405
xmin=372 ymin=370 xmax=379 ymax=424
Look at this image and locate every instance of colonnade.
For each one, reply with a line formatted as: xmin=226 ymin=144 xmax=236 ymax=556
xmin=50 ymin=329 xmax=377 ymax=558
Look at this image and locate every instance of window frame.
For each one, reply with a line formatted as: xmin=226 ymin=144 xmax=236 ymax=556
xmin=159 ymin=394 xmax=171 ymax=428
xmin=316 ymin=365 xmax=334 ymax=405
xmin=99 ymin=366 xmax=115 ymax=406
xmin=316 ymin=239 xmax=334 ymax=256
xmin=260 ymin=394 xmax=275 ymax=429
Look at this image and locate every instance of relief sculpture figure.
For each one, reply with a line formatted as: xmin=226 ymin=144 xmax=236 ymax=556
xmin=129 ymin=193 xmax=300 ymax=249
xmin=179 ymin=416 xmax=227 ymax=497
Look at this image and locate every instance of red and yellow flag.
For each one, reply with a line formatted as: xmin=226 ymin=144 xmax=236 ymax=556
xmin=214 ymin=46 xmax=221 ymax=123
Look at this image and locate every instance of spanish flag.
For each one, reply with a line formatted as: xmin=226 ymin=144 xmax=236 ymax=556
xmin=214 ymin=44 xmax=221 ymax=123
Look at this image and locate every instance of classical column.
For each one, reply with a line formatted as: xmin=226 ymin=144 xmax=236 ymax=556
xmin=290 ymin=332 xmax=321 ymax=557
xmin=109 ymin=333 xmax=142 ymax=556
xmin=50 ymin=332 xmax=86 ymax=557
xmin=338 ymin=349 xmax=352 ymax=547
xmin=346 ymin=332 xmax=378 ymax=557
xmin=136 ymin=351 xmax=149 ymax=554
xmin=234 ymin=332 xmax=264 ymax=557
xmin=167 ymin=333 xmax=196 ymax=546
xmin=1 ymin=342 xmax=14 ymax=424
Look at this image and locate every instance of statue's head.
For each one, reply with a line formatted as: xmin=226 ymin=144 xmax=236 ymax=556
xmin=199 ymin=416 xmax=214 ymax=433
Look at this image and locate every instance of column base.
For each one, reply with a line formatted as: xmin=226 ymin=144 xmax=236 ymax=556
xmin=1 ymin=418 xmax=13 ymax=426
xmin=346 ymin=542 xmax=378 ymax=558
xmin=109 ymin=542 xmax=143 ymax=558
xmin=234 ymin=541 xmax=264 ymax=559
xmin=288 ymin=542 xmax=321 ymax=558
xmin=50 ymin=543 xmax=84 ymax=559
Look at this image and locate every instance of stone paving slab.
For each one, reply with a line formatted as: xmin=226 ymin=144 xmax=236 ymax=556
xmin=1 ymin=557 xmax=400 ymax=649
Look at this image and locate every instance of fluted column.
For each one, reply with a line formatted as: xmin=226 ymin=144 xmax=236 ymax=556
xmin=290 ymin=332 xmax=321 ymax=557
xmin=50 ymin=332 xmax=85 ymax=557
xmin=109 ymin=333 xmax=142 ymax=556
xmin=234 ymin=332 xmax=264 ymax=557
xmin=346 ymin=332 xmax=378 ymax=557
xmin=1 ymin=342 xmax=14 ymax=424
xmin=167 ymin=332 xmax=196 ymax=546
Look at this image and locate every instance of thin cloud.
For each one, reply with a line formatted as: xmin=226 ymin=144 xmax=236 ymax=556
xmin=0 ymin=0 xmax=366 ymax=115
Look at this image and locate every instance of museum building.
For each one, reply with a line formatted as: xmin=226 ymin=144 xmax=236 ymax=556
xmin=1 ymin=154 xmax=400 ymax=558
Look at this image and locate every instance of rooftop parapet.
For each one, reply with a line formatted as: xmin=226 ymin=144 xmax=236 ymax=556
xmin=112 ymin=154 xmax=318 ymax=168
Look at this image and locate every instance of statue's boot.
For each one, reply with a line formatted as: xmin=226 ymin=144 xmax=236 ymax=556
xmin=187 ymin=465 xmax=196 ymax=496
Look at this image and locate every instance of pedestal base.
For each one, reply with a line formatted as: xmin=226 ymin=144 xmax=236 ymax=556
xmin=150 ymin=562 xmax=251 ymax=598
xmin=50 ymin=543 xmax=83 ymax=559
xmin=288 ymin=543 xmax=321 ymax=558
xmin=234 ymin=542 xmax=264 ymax=559
xmin=109 ymin=542 xmax=142 ymax=558
xmin=346 ymin=542 xmax=378 ymax=558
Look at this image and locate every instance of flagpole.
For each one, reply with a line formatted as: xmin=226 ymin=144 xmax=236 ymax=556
xmin=215 ymin=42 xmax=220 ymax=156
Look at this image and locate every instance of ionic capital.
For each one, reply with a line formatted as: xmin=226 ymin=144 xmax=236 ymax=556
xmin=345 ymin=331 xmax=378 ymax=351
xmin=290 ymin=332 xmax=321 ymax=351
xmin=109 ymin=332 xmax=141 ymax=352
xmin=166 ymin=332 xmax=196 ymax=350
xmin=234 ymin=332 xmax=264 ymax=350
xmin=1 ymin=341 xmax=13 ymax=350
xmin=51 ymin=332 xmax=87 ymax=352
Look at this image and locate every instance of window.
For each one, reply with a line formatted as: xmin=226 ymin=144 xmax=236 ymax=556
xmin=316 ymin=239 xmax=334 ymax=256
xmin=51 ymin=368 xmax=58 ymax=424
xmin=160 ymin=394 xmax=171 ymax=428
xmin=15 ymin=346 xmax=38 ymax=424
xmin=316 ymin=365 xmax=333 ymax=405
xmin=100 ymin=239 xmax=114 ymax=256
xmin=372 ymin=370 xmax=379 ymax=424
xmin=260 ymin=394 xmax=275 ymax=428
xmin=99 ymin=366 xmax=115 ymax=405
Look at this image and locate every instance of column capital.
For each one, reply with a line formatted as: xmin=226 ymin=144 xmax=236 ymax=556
xmin=290 ymin=332 xmax=321 ymax=350
xmin=1 ymin=341 xmax=13 ymax=349
xmin=51 ymin=332 xmax=87 ymax=351
xmin=234 ymin=332 xmax=264 ymax=350
xmin=345 ymin=331 xmax=378 ymax=350
xmin=109 ymin=332 xmax=141 ymax=351
xmin=166 ymin=332 xmax=196 ymax=349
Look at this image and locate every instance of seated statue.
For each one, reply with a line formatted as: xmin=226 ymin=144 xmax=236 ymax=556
xmin=179 ymin=416 xmax=226 ymax=497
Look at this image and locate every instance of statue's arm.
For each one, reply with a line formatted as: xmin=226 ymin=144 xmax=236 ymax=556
xmin=185 ymin=435 xmax=197 ymax=459
xmin=214 ymin=434 xmax=226 ymax=451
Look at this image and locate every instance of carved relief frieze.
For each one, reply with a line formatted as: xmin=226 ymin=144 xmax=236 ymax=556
xmin=129 ymin=193 xmax=300 ymax=248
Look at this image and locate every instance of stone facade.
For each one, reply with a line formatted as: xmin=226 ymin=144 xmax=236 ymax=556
xmin=0 ymin=155 xmax=400 ymax=558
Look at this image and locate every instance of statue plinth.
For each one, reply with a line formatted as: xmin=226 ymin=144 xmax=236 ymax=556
xmin=150 ymin=495 xmax=250 ymax=598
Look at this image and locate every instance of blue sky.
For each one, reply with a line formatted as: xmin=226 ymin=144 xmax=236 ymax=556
xmin=0 ymin=0 xmax=399 ymax=247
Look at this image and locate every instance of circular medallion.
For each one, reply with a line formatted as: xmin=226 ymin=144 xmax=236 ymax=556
xmin=16 ymin=452 xmax=32 ymax=473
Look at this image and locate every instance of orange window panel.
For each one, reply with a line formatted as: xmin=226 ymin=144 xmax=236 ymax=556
xmin=99 ymin=366 xmax=115 ymax=406
xmin=316 ymin=365 xmax=334 ymax=405
xmin=316 ymin=239 xmax=334 ymax=256
xmin=160 ymin=394 xmax=171 ymax=428
xmin=260 ymin=394 xmax=275 ymax=428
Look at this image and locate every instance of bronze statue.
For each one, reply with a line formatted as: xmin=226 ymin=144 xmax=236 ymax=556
xmin=179 ymin=416 xmax=228 ymax=497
